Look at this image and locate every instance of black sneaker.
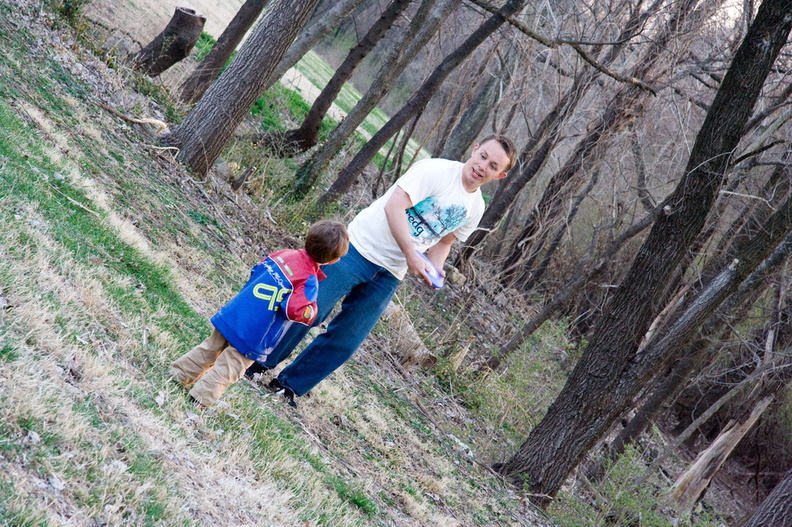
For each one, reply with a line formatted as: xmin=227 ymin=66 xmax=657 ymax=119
xmin=268 ymin=378 xmax=298 ymax=407
xmin=187 ymin=395 xmax=207 ymax=410
xmin=244 ymin=362 xmax=268 ymax=381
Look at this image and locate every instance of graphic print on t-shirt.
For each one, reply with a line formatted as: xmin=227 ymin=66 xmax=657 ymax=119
xmin=406 ymin=197 xmax=469 ymax=240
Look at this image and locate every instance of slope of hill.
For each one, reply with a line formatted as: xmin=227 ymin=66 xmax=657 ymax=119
xmin=0 ymin=3 xmax=549 ymax=526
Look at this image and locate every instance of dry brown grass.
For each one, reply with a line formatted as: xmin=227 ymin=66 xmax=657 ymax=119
xmin=0 ymin=210 xmax=302 ymax=525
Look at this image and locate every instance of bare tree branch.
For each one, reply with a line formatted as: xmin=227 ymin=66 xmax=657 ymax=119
xmin=464 ymin=0 xmax=658 ymax=94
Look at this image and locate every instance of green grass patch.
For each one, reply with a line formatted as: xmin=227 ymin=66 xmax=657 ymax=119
xmin=293 ymin=50 xmax=428 ymax=164
xmin=251 ymin=83 xmax=338 ymax=142
xmin=0 ymin=344 xmax=19 ymax=362
xmin=0 ymin=104 xmax=206 ymax=345
xmin=0 ymin=480 xmax=50 ymax=527
xmin=548 ymin=443 xmax=724 ymax=527
xmin=430 ymin=317 xmax=575 ymax=455
xmin=192 ymin=31 xmax=216 ymax=62
xmin=329 ymin=475 xmax=378 ymax=517
xmin=185 ymin=210 xmax=217 ymax=227
xmin=46 ymin=0 xmax=91 ymax=28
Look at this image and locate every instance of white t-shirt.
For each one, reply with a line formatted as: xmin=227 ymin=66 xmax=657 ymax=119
xmin=348 ymin=158 xmax=485 ymax=279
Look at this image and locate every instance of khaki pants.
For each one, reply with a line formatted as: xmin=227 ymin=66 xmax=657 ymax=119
xmin=170 ymin=329 xmax=253 ymax=406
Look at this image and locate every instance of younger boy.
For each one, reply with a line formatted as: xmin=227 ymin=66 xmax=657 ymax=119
xmin=170 ymin=221 xmax=349 ymax=407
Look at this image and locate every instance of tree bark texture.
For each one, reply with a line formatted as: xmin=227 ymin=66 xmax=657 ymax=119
xmin=161 ymin=0 xmax=319 ymax=178
xmin=274 ymin=0 xmax=412 ymax=156
xmin=534 ymin=190 xmax=792 ymax=501
xmin=315 ymin=0 xmax=529 ymax=210
xmin=744 ymin=468 xmax=792 ymax=527
xmin=631 ymin=295 xmax=792 ymax=492
xmin=292 ymin=0 xmax=456 ymax=197
xmin=264 ymin=0 xmax=368 ymax=92
xmin=131 ymin=7 xmax=206 ymax=77
xmin=179 ymin=0 xmax=271 ymax=104
xmin=609 ymin=228 xmax=792 ymax=459
xmin=496 ymin=0 xmax=792 ymax=503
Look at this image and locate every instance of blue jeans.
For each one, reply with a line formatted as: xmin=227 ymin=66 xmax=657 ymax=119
xmin=261 ymin=244 xmax=401 ymax=396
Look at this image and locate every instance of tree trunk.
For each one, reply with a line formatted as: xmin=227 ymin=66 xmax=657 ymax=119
xmin=314 ymin=0 xmax=529 ymax=210
xmin=579 ymin=194 xmax=792 ymax=495
xmin=711 ymin=145 xmax=792 ymax=271
xmin=666 ymin=396 xmax=774 ymax=516
xmin=291 ymin=0 xmax=456 ymax=197
xmin=160 ymin=0 xmax=319 ymax=178
xmin=481 ymin=204 xmax=662 ymax=372
xmin=526 ymin=167 xmax=600 ymax=287
xmin=271 ymin=0 xmax=412 ymax=156
xmin=428 ymin=45 xmax=497 ymax=157
xmin=264 ymin=0 xmax=368 ymax=92
xmin=499 ymin=110 xmax=618 ymax=285
xmin=393 ymin=110 xmax=422 ymax=177
xmin=608 ymin=228 xmax=792 ymax=460
xmin=440 ymin=46 xmax=516 ymax=161
xmin=744 ymin=468 xmax=792 ymax=527
xmin=179 ymin=0 xmax=271 ymax=104
xmin=631 ymin=355 xmax=791 ymax=495
xmin=429 ymin=62 xmax=485 ymax=157
xmin=495 ymin=0 xmax=792 ymax=503
xmin=130 ymin=7 xmax=206 ymax=77
xmin=632 ymin=125 xmax=657 ymax=212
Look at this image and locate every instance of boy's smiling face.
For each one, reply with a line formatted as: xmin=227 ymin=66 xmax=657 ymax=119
xmin=461 ymin=139 xmax=510 ymax=192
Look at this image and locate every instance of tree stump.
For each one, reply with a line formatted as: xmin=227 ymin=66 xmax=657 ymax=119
xmin=130 ymin=7 xmax=206 ymax=77
xmin=382 ymin=301 xmax=437 ymax=370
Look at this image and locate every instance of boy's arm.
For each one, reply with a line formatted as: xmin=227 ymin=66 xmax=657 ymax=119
xmin=283 ymin=274 xmax=319 ymax=326
xmin=384 ymin=187 xmax=435 ymax=287
xmin=426 ymin=233 xmax=455 ymax=275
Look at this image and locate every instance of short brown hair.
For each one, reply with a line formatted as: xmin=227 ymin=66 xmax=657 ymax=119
xmin=304 ymin=220 xmax=349 ymax=264
xmin=479 ymin=134 xmax=517 ymax=172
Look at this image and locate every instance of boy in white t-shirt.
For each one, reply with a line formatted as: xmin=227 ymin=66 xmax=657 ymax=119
xmin=245 ymin=134 xmax=517 ymax=405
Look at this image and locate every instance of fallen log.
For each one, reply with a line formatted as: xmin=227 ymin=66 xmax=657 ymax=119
xmin=665 ymin=395 xmax=774 ymax=516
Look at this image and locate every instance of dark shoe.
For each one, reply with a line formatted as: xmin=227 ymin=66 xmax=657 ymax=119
xmin=244 ymin=362 xmax=268 ymax=381
xmin=187 ymin=395 xmax=206 ymax=410
xmin=268 ymin=378 xmax=298 ymax=407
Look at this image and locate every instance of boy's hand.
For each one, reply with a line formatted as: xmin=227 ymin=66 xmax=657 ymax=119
xmin=405 ymin=250 xmax=432 ymax=287
xmin=414 ymin=251 xmax=444 ymax=288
